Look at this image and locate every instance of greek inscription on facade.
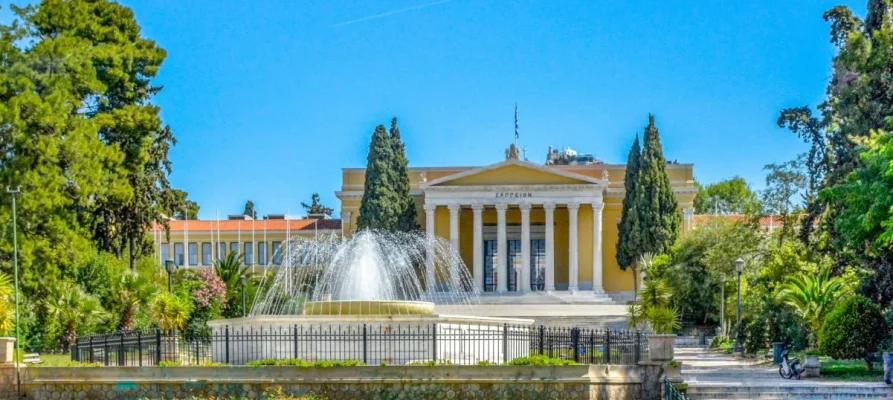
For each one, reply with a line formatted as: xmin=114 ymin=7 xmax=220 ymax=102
xmin=495 ymin=192 xmax=534 ymax=198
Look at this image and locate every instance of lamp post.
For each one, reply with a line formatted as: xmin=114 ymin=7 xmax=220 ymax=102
xmin=6 ymin=186 xmax=21 ymax=395
xmin=719 ymin=273 xmax=725 ymax=336
xmin=164 ymin=259 xmax=176 ymax=293
xmin=240 ymin=275 xmax=247 ymax=317
xmin=734 ymin=258 xmax=744 ymax=357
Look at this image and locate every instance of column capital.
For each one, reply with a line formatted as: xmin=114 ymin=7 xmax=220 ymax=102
xmin=423 ymin=203 xmax=437 ymax=212
xmin=447 ymin=203 xmax=461 ymax=212
xmin=519 ymin=203 xmax=532 ymax=212
xmin=471 ymin=203 xmax=484 ymax=212
xmin=591 ymin=201 xmax=604 ymax=213
xmin=543 ymin=202 xmax=556 ymax=212
xmin=567 ymin=201 xmax=580 ymax=211
xmin=495 ymin=203 xmax=508 ymax=212
xmin=682 ymin=207 xmax=695 ymax=218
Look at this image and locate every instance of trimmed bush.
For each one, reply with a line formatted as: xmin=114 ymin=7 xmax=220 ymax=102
xmin=819 ymin=296 xmax=887 ymax=367
xmin=507 ymin=355 xmax=578 ymax=366
xmin=246 ymin=358 xmax=364 ymax=367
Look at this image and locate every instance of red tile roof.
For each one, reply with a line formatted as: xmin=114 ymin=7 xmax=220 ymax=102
xmin=153 ymin=218 xmax=341 ymax=232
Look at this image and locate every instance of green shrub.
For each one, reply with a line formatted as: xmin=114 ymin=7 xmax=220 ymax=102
xmin=819 ymin=296 xmax=887 ymax=368
xmin=408 ymin=359 xmax=453 ymax=366
xmin=507 ymin=355 xmax=578 ymax=366
xmin=246 ymin=358 xmax=363 ymax=367
xmin=158 ymin=360 xmax=183 ymax=367
xmin=476 ymin=360 xmax=495 ymax=366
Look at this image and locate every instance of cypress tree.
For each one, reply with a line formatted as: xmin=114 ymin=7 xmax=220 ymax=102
xmin=616 ymin=135 xmax=642 ymax=271
xmin=637 ymin=115 xmax=680 ymax=256
xmin=357 ymin=125 xmax=401 ymax=230
xmin=390 ymin=118 xmax=419 ymax=232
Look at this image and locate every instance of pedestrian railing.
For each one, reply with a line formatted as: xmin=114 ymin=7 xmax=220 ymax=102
xmin=664 ymin=379 xmax=688 ymax=400
xmin=72 ymin=324 xmax=647 ymax=366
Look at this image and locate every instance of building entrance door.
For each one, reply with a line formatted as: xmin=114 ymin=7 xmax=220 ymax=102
xmin=530 ymin=239 xmax=545 ymax=291
xmin=483 ymin=240 xmax=497 ymax=292
xmin=506 ymin=240 xmax=522 ymax=291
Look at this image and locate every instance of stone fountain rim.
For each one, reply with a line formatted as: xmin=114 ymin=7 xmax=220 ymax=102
xmin=208 ymin=314 xmax=536 ymax=327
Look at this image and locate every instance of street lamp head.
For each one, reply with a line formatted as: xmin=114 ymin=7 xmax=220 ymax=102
xmin=735 ymin=258 xmax=744 ymax=274
xmin=240 ymin=275 xmax=247 ymax=286
xmin=165 ymin=259 xmax=175 ymax=274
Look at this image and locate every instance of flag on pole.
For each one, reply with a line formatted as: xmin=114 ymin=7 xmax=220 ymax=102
xmin=514 ymin=103 xmax=519 ymax=141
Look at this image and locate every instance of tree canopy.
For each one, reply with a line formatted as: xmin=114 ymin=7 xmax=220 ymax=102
xmin=357 ymin=119 xmax=417 ymax=232
xmin=693 ymin=176 xmax=759 ymax=215
xmin=301 ymin=193 xmax=334 ymax=217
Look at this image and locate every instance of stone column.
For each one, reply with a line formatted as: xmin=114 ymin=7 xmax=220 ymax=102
xmin=544 ymin=202 xmax=556 ymax=292
xmin=447 ymin=203 xmax=461 ymax=290
xmin=683 ymin=207 xmax=695 ymax=233
xmin=567 ymin=202 xmax=580 ymax=293
xmin=472 ymin=203 xmax=484 ymax=292
xmin=520 ymin=203 xmax=532 ymax=293
xmin=496 ymin=203 xmax=508 ymax=293
xmin=591 ymin=201 xmax=605 ymax=294
xmin=424 ymin=203 xmax=436 ymax=292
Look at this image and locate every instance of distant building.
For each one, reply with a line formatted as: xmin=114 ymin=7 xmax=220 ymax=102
xmin=545 ymin=146 xmax=602 ymax=165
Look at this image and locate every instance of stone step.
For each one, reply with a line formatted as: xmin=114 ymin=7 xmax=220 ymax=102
xmin=687 ymin=386 xmax=893 ymax=397
xmin=689 ymin=395 xmax=892 ymax=400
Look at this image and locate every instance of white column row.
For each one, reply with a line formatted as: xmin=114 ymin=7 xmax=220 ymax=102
xmin=423 ymin=201 xmax=604 ymax=294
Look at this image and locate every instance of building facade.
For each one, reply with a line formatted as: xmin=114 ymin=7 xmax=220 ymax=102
xmin=151 ymin=217 xmax=341 ymax=269
xmin=337 ymin=146 xmax=697 ymax=298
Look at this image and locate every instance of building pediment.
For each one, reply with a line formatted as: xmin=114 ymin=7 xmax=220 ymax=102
xmin=422 ymin=158 xmax=601 ymax=188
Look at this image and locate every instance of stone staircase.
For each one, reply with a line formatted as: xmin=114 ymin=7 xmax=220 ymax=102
xmin=677 ymin=347 xmax=893 ymax=399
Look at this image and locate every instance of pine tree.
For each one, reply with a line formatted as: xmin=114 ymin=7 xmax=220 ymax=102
xmin=243 ymin=201 xmax=257 ymax=219
xmin=357 ymin=125 xmax=401 ymax=231
xmin=390 ymin=118 xmax=419 ymax=231
xmin=637 ymin=115 xmax=680 ymax=256
xmin=616 ymin=135 xmax=642 ymax=271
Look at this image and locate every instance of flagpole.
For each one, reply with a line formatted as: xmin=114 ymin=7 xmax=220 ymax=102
xmin=183 ymin=207 xmax=188 ymax=268
xmin=252 ymin=217 xmax=256 ymax=274
xmin=216 ymin=208 xmax=220 ymax=262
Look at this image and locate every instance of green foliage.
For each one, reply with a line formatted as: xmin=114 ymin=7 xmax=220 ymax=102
xmin=645 ymin=306 xmax=681 ymax=334
xmin=0 ymin=272 xmax=14 ymax=335
xmin=172 ymin=189 xmax=200 ymax=220
xmin=301 ymin=194 xmax=333 ymax=217
xmin=637 ymin=115 xmax=680 ymax=257
xmin=819 ymin=296 xmax=887 ymax=367
xmin=408 ymin=359 xmax=454 ymax=366
xmin=213 ymin=252 xmax=253 ymax=318
xmin=507 ymin=355 xmax=578 ymax=366
xmin=356 ymin=119 xmax=417 ymax=232
xmin=616 ymin=135 xmax=642 ymax=271
xmin=694 ymin=176 xmax=760 ymax=214
xmin=246 ymin=358 xmax=364 ymax=367
xmin=243 ymin=200 xmax=257 ymax=219
xmin=44 ymin=282 xmax=107 ymax=350
xmin=776 ymin=265 xmax=854 ymax=335
xmin=150 ymin=293 xmax=192 ymax=333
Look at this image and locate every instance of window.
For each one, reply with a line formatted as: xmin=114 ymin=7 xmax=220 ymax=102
xmin=188 ymin=243 xmax=198 ymax=266
xmin=258 ymin=242 xmax=267 ymax=265
xmin=202 ymin=243 xmax=212 ymax=266
xmin=174 ymin=243 xmax=184 ymax=266
xmin=217 ymin=242 xmax=227 ymax=260
xmin=272 ymin=241 xmax=282 ymax=265
xmin=244 ymin=242 xmax=254 ymax=265
xmin=161 ymin=243 xmax=170 ymax=264
xmin=230 ymin=242 xmax=239 ymax=258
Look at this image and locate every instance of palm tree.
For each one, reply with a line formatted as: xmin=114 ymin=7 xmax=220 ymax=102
xmin=45 ymin=282 xmax=107 ymax=350
xmin=213 ymin=252 xmax=252 ymax=317
xmin=776 ymin=265 xmax=852 ymax=340
xmin=114 ymin=272 xmax=156 ymax=331
xmin=150 ymin=293 xmax=193 ymax=333
xmin=0 ymin=272 xmax=13 ymax=334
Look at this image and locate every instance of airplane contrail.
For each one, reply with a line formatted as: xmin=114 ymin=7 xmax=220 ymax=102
xmin=330 ymin=0 xmax=453 ymax=28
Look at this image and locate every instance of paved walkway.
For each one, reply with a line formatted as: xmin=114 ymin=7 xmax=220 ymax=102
xmin=678 ymin=347 xmax=892 ymax=399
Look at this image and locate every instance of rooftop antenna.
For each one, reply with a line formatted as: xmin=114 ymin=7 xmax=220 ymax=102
xmin=522 ymin=146 xmax=528 ymax=161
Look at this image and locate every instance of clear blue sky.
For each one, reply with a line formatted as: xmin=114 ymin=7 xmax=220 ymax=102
xmin=23 ymin=1 xmax=874 ymax=218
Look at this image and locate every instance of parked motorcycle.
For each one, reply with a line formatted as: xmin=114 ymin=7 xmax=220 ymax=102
xmin=778 ymin=348 xmax=804 ymax=380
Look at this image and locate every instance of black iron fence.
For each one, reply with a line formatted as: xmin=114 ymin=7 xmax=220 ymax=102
xmin=73 ymin=324 xmax=647 ymax=367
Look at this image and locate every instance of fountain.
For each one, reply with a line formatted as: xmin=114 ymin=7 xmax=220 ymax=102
xmin=207 ymin=230 xmax=533 ymax=365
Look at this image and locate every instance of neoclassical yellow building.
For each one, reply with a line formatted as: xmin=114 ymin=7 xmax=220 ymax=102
xmin=337 ymin=147 xmax=696 ymax=300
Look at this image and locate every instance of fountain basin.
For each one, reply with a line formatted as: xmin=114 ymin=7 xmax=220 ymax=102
xmin=302 ymin=300 xmax=435 ymax=316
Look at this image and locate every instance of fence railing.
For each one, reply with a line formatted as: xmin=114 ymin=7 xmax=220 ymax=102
xmin=664 ymin=379 xmax=688 ymax=400
xmin=73 ymin=324 xmax=648 ymax=367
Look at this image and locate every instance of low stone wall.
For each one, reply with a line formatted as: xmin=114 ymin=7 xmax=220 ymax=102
xmin=8 ymin=363 xmax=664 ymax=400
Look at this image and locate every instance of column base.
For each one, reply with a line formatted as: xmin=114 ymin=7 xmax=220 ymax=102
xmin=567 ymin=286 xmax=579 ymax=294
xmin=591 ymin=287 xmax=606 ymax=294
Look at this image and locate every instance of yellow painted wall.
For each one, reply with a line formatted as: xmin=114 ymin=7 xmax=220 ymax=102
xmin=338 ymin=162 xmax=694 ymax=292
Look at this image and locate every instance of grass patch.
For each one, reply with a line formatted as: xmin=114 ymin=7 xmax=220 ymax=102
xmin=246 ymin=358 xmax=364 ymax=368
xmin=818 ymin=357 xmax=884 ymax=381
xmin=507 ymin=355 xmax=578 ymax=366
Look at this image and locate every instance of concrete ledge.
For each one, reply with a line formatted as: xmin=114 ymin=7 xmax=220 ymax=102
xmin=20 ymin=364 xmax=663 ymax=400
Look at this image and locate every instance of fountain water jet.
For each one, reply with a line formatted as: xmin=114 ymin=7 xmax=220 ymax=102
xmin=208 ymin=230 xmax=532 ymax=365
